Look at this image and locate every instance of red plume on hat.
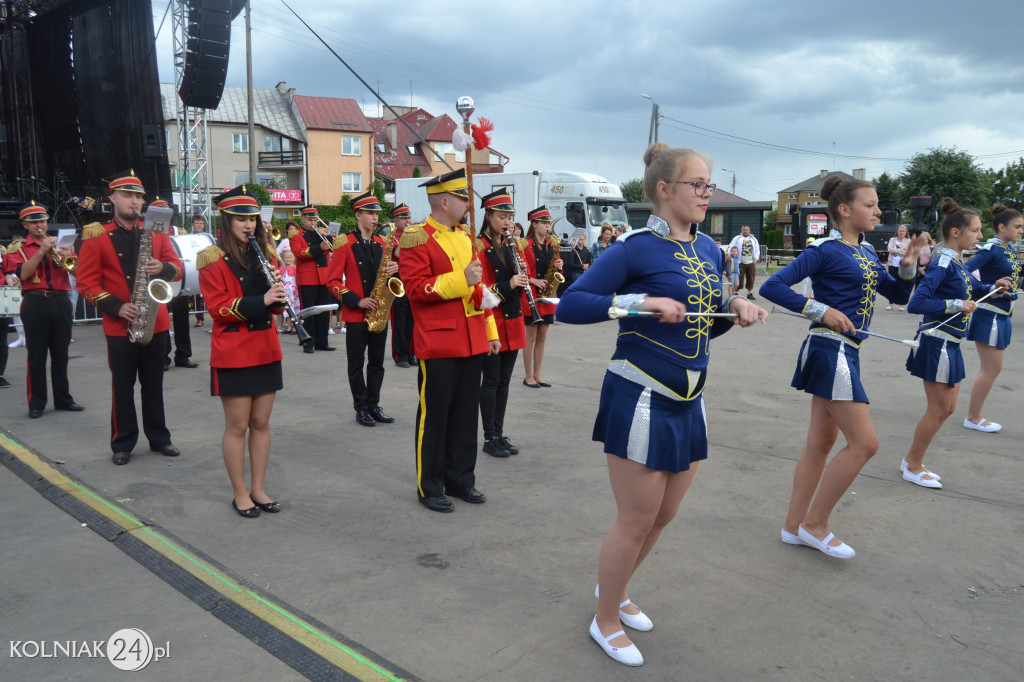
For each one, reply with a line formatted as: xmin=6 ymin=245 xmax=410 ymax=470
xmin=470 ymin=117 xmax=493 ymax=150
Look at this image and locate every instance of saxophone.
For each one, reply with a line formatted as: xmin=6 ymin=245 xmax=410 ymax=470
xmin=538 ymin=236 xmax=565 ymax=298
xmin=365 ymin=231 xmax=405 ymax=333
xmin=127 ymin=214 xmax=175 ymax=344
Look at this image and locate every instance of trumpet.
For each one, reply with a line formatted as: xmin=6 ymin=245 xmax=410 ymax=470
xmin=313 ymin=217 xmax=336 ymax=252
xmin=50 ymin=248 xmax=77 ymax=274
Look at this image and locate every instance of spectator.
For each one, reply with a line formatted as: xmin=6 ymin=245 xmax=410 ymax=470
xmin=728 ymin=225 xmax=760 ymax=300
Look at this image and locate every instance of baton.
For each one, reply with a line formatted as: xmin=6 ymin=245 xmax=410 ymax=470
xmin=923 ymin=287 xmax=1004 ymax=337
xmin=770 ymin=306 xmax=919 ymax=348
xmin=607 ymin=307 xmax=737 ymax=320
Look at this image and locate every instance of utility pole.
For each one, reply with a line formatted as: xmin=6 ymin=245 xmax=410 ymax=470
xmin=246 ymin=1 xmax=256 ymax=185
xmin=641 ymin=94 xmax=658 ymax=145
xmin=721 ymin=168 xmax=736 ymax=195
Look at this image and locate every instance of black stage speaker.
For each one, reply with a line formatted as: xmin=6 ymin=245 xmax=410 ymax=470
xmin=178 ymin=0 xmax=233 ymax=110
xmin=143 ymin=125 xmax=163 ymax=157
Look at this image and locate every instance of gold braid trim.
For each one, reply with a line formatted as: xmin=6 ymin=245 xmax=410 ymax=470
xmin=475 ymin=237 xmax=487 ymax=252
xmin=196 ymin=245 xmax=224 ymax=270
xmin=332 ymin=235 xmax=348 ymax=250
xmin=81 ymin=222 xmax=105 ymax=240
xmin=287 ymin=227 xmax=300 ymax=238
xmin=514 ymin=237 xmax=530 ymax=251
xmin=219 ymin=298 xmax=246 ymax=321
xmin=399 ymin=225 xmax=428 ymax=249
xmin=89 ymin=291 xmax=111 ymax=305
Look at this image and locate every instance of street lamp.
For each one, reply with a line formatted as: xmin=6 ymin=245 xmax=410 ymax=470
xmin=640 ymin=94 xmax=659 ymax=146
xmin=720 ymin=168 xmax=736 ymax=196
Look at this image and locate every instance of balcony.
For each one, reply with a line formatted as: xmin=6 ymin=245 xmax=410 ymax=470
xmin=259 ymin=150 xmax=304 ymax=167
xmin=470 ymin=163 xmax=504 ymax=174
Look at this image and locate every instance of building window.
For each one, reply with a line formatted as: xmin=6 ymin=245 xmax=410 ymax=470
xmin=788 ymin=193 xmax=797 ymax=199
xmin=430 ymin=141 xmax=464 ymax=162
xmin=808 ymin=192 xmax=819 ymax=198
xmin=165 ymin=129 xmax=171 ymax=150
xmin=342 ymin=136 xmax=361 ymax=156
xmin=710 ymin=213 xmax=724 ymax=234
xmin=342 ymin=172 xmax=362 ymax=192
xmin=785 ymin=202 xmax=798 ymax=213
xmin=234 ymin=172 xmax=286 ymax=188
xmin=805 ymin=201 xmax=823 ymax=206
xmin=376 ymin=143 xmax=386 ymax=153
xmin=233 ymin=133 xmax=248 ymax=153
xmin=264 ymin=135 xmax=292 ymax=152
xmin=407 ymin=145 xmax=418 ymax=155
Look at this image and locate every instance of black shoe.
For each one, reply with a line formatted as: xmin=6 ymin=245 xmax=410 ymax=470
xmin=747 ymin=293 xmax=756 ymax=300
xmin=396 ymin=359 xmax=410 ymax=368
xmin=28 ymin=409 xmax=43 ymax=419
xmin=369 ymin=407 xmax=395 ymax=423
xmin=418 ymin=495 xmax=455 ymax=512
xmin=499 ymin=435 xmax=519 ymax=455
xmin=250 ymin=496 xmax=281 ymax=513
xmin=111 ymin=451 xmax=131 ymax=465
xmin=303 ymin=343 xmax=315 ymax=354
xmin=316 ymin=345 xmax=336 ymax=351
xmin=163 ymin=359 xmax=172 ymax=371
xmin=55 ymin=402 xmax=84 ymax=412
xmin=522 ymin=379 xmax=540 ymax=388
xmin=445 ymin=487 xmax=487 ymax=504
xmin=356 ymin=410 xmax=376 ymax=427
xmin=232 ymin=499 xmax=260 ymax=518
xmin=537 ymin=381 xmax=552 ymax=388
xmin=0 ymin=377 xmax=10 ymax=388
xmin=483 ymin=437 xmax=510 ymax=458
xmin=151 ymin=443 xmax=180 ymax=457
xmin=408 ymin=355 xmax=417 ymax=364
xmin=175 ymin=359 xmax=199 ymax=368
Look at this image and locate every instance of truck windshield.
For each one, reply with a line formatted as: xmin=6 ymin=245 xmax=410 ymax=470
xmin=587 ymin=201 xmax=628 ymax=227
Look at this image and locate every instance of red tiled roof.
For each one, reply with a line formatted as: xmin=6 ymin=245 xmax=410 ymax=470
xmin=293 ymin=95 xmax=371 ymax=133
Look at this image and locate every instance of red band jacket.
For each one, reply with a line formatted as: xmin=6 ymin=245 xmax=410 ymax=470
xmin=288 ymin=227 xmax=332 ymax=286
xmin=476 ymin=232 xmax=527 ymax=352
xmin=326 ymin=232 xmax=385 ymax=324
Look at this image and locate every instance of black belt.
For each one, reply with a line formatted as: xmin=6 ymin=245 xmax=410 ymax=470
xmin=24 ymin=290 xmax=69 ymax=298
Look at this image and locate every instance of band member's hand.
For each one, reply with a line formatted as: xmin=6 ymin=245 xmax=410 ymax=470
xmin=464 ymin=259 xmax=483 ymax=286
xmin=554 ymin=258 xmax=563 ymax=269
xmin=728 ymin=298 xmax=769 ymax=326
xmin=533 ymin=278 xmax=548 ymax=290
xmin=358 ymin=297 xmax=379 ymax=310
xmin=39 ymin=235 xmax=58 ymax=251
xmin=511 ymin=273 xmax=529 ymax=289
xmin=643 ymin=296 xmax=687 ymax=323
xmin=145 ymin=258 xmax=163 ymax=275
xmin=118 ymin=303 xmax=140 ymax=321
xmin=993 ymin=277 xmax=1013 ymax=296
xmin=582 ymin=263 xmax=589 ymax=271
xmin=962 ymin=299 xmax=977 ymax=313
xmin=902 ymin=233 xmax=929 ymax=266
xmin=822 ymin=307 xmax=856 ymax=334
xmin=56 ymin=245 xmax=74 ymax=258
xmin=386 ymin=261 xmax=399 ymax=275
xmin=264 ymin=283 xmax=288 ymax=307
xmin=487 ymin=339 xmax=502 ymax=355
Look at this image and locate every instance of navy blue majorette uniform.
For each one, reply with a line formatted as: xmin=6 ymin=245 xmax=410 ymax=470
xmin=963 ymin=238 xmax=1019 ymax=349
xmin=761 ymin=232 xmax=916 ymax=403
xmin=906 ymin=246 xmax=1003 ymax=386
xmin=557 ymin=216 xmax=740 ymax=473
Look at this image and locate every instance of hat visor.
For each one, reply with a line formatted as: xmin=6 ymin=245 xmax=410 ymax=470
xmin=220 ymin=205 xmax=262 ymax=215
xmin=20 ymin=211 xmax=50 ymax=222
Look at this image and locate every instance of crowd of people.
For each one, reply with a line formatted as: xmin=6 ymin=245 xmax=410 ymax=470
xmin=1 ymin=152 xmax=1019 ymax=668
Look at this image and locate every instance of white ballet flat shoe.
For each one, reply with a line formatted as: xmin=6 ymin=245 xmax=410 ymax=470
xmin=902 ymin=468 xmax=942 ymax=489
xmin=780 ymin=529 xmax=804 ymax=545
xmin=963 ymin=417 xmax=1002 ymax=433
xmin=589 ymin=617 xmax=643 ymax=666
xmin=900 ymin=459 xmax=940 ymax=481
xmin=797 ymin=526 xmax=856 ymax=559
xmin=594 ymin=585 xmax=653 ymax=631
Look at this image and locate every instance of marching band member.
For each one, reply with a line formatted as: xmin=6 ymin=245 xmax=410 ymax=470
xmin=902 ymin=198 xmax=1013 ymax=487
xmin=558 ymin=144 xmax=764 ymax=666
xmin=389 ymin=203 xmax=416 ymax=367
xmin=156 ymin=198 xmax=199 ymax=371
xmin=962 ymin=204 xmax=1021 ymax=432
xmin=761 ymin=174 xmax=924 ymax=557
xmin=398 ymin=168 xmax=500 ymax=513
xmin=1 ymin=243 xmax=14 ymax=387
xmin=4 ymin=202 xmax=82 ymax=417
xmin=197 ymin=185 xmax=287 ymax=518
xmin=476 ymin=188 xmax=528 ymax=458
xmin=289 ymin=205 xmax=333 ymax=352
xmin=326 ymin=191 xmax=397 ymax=427
xmin=521 ymin=206 xmax=561 ymax=388
xmin=76 ymin=170 xmax=183 ymax=465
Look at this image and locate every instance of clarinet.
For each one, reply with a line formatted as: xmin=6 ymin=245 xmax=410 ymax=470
xmin=502 ymin=228 xmax=544 ymax=325
xmin=247 ymin=233 xmax=313 ymax=348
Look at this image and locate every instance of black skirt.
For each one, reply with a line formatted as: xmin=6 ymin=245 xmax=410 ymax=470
xmin=211 ymin=361 xmax=283 ymax=397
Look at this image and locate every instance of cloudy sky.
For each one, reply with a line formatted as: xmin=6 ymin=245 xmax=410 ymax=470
xmin=153 ymin=0 xmax=1024 ymax=201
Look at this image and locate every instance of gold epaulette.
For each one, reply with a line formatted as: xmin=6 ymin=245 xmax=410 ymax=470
xmin=287 ymin=226 xmax=300 ymax=238
xmin=399 ymin=225 xmax=429 ymax=249
xmin=514 ymin=237 xmax=529 ymax=251
xmin=332 ymin=234 xmax=348 ymax=250
xmin=475 ymin=238 xmax=487 ymax=252
xmin=82 ymin=222 xmax=105 ymax=240
xmin=459 ymin=223 xmax=476 ymax=240
xmin=0 ymin=244 xmax=6 ymax=256
xmin=196 ymin=244 xmax=225 ymax=270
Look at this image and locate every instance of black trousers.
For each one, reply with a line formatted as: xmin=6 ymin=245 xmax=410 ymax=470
xmin=22 ymin=293 xmax=74 ymax=411
xmin=415 ymin=354 xmax=484 ymax=498
xmin=345 ymin=320 xmax=387 ymax=412
xmin=299 ymin=284 xmax=331 ymax=349
xmin=480 ymin=348 xmax=519 ymax=440
xmin=0 ymin=316 xmax=9 ymax=376
xmin=106 ymin=331 xmax=172 ymax=453
xmin=166 ymin=295 xmax=192 ymax=363
xmin=390 ymin=295 xmax=414 ymax=361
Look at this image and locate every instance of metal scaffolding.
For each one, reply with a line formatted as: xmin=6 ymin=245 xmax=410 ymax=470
xmin=0 ymin=1 xmax=39 ymax=198
xmin=172 ymin=0 xmax=211 ymax=222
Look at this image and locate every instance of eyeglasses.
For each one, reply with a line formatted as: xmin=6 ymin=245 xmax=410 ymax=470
xmin=676 ymin=181 xmax=716 ymax=197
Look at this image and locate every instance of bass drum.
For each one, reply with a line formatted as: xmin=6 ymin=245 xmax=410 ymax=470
xmin=167 ymin=233 xmax=215 ymax=297
xmin=0 ymin=286 xmax=23 ymax=316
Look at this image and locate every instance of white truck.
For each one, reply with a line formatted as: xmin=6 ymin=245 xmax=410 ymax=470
xmin=393 ymin=170 xmax=628 ymax=246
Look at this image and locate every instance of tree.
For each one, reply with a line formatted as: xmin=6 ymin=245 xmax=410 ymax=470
xmin=244 ymin=182 xmax=272 ymax=206
xmin=620 ymin=177 xmax=643 ymax=203
xmin=872 ymin=171 xmax=900 ymax=210
xmin=988 ymin=156 xmax=1024 ymax=210
xmin=899 ymin=147 xmax=987 ymax=209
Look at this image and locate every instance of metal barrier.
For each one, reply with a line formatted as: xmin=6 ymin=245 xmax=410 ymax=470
xmin=72 ymin=294 xmax=207 ymax=325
